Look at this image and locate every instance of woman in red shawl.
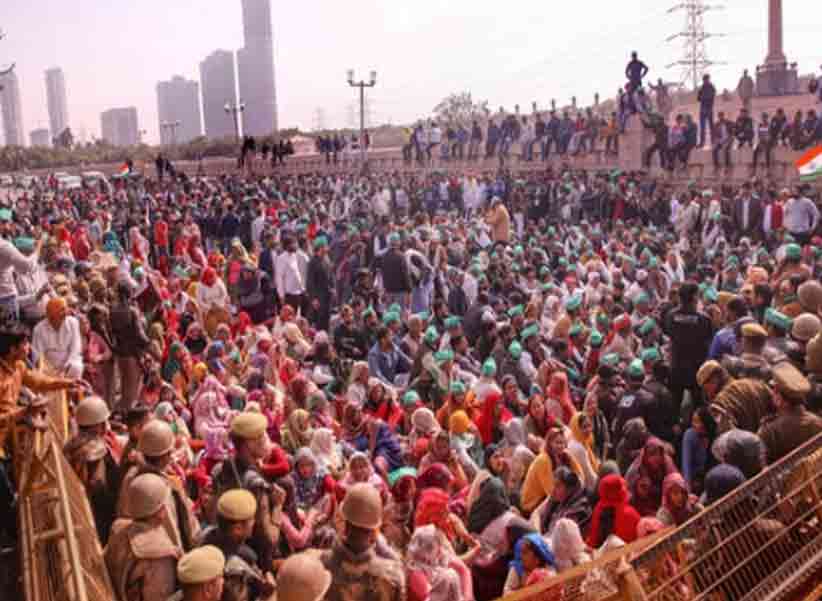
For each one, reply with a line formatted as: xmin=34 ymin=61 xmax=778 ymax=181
xmin=71 ymin=226 xmax=92 ymax=261
xmin=586 ymin=474 xmax=640 ymax=548
xmin=474 ymin=391 xmax=513 ymax=446
xmin=625 ymin=437 xmax=678 ymax=517
xmin=545 ymin=371 xmax=576 ymax=425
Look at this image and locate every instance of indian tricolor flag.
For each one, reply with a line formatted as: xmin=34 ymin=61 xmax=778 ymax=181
xmin=796 ymin=146 xmax=822 ymax=182
xmin=118 ymin=162 xmax=130 ymax=176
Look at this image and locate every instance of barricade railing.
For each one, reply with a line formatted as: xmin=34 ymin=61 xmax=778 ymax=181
xmin=499 ymin=431 xmax=822 ymax=601
xmin=14 ymin=388 xmax=114 ymax=601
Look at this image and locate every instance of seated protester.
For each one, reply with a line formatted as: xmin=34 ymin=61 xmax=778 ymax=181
xmin=535 ymin=466 xmax=593 ymax=537
xmin=503 ymin=532 xmax=558 ymax=594
xmin=419 ymin=429 xmax=470 ymax=491
xmin=310 ymin=427 xmax=344 ymax=480
xmin=414 ymin=487 xmax=480 ymax=600
xmin=521 ymin=426 xmax=583 ymax=515
xmin=406 ymin=406 xmax=440 ymax=463
xmin=436 ymin=381 xmax=478 ymax=429
xmin=681 ymin=406 xmax=719 ymax=493
xmin=449 ymin=410 xmax=483 ymax=480
xmin=307 ymin=390 xmax=339 ymax=435
xmin=567 ymin=412 xmax=600 ymax=493
xmin=524 ymin=394 xmax=555 ymax=454
xmin=279 ymin=409 xmax=314 ymax=456
xmin=586 ymin=474 xmax=641 ymax=549
xmin=333 ymin=304 xmax=368 ymax=360
xmin=237 ymin=264 xmax=272 ymax=324
xmin=364 ymin=378 xmax=403 ymax=431
xmin=551 ymin=518 xmax=592 ymax=572
xmin=383 ymin=467 xmax=418 ymax=550
xmin=406 ymin=525 xmax=466 ymax=601
xmin=367 ymin=326 xmax=413 ymax=387
xmin=337 ymin=451 xmax=389 ymax=503
xmin=340 ymin=403 xmax=404 ymax=477
xmin=467 ymin=476 xmax=512 ymax=537
xmin=625 ymin=437 xmax=678 ymax=517
xmin=32 ymin=297 xmax=84 ymax=378
xmin=474 ymin=390 xmax=514 ymax=446
xmin=657 ymin=472 xmax=704 ymax=527
xmin=281 ymin=448 xmax=335 ymax=551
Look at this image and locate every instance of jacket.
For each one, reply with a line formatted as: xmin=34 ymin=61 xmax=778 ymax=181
xmin=381 ymin=250 xmax=412 ymax=293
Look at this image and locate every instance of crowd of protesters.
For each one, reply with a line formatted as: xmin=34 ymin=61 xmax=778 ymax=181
xmin=0 ymin=129 xmax=821 ymax=601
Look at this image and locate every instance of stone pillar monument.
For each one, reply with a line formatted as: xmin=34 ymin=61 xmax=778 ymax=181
xmin=756 ymin=0 xmax=798 ymax=95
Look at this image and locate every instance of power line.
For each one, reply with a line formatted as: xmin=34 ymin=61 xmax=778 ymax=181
xmin=666 ymin=1 xmax=726 ymax=90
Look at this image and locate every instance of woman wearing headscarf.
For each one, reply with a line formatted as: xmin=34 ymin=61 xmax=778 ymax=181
xmin=383 ymin=467 xmax=417 ymax=550
xmin=281 ymin=447 xmax=335 ymax=551
xmin=345 ymin=361 xmax=370 ymax=406
xmin=283 ymin=322 xmax=311 ymax=362
xmin=280 ymin=408 xmax=314 ymax=455
xmin=406 ymin=525 xmax=465 ymax=601
xmin=656 ymin=472 xmax=703 ymax=527
xmin=407 ymin=406 xmax=440 ymax=464
xmin=474 ymin=391 xmax=513 ymax=446
xmin=183 ymin=321 xmax=208 ymax=358
xmin=567 ymin=412 xmax=600 ymax=492
xmin=310 ymin=427 xmax=343 ymax=479
xmin=520 ymin=427 xmax=583 ymax=515
xmin=681 ymin=405 xmax=719 ymax=494
xmin=586 ymin=474 xmax=640 ymax=549
xmin=190 ymin=376 xmax=231 ymax=441
xmin=625 ymin=437 xmax=678 ymax=516
xmin=196 ymin=267 xmax=230 ymax=338
xmin=341 ymin=403 xmax=403 ymax=477
xmin=551 ymin=518 xmax=591 ymax=572
xmin=436 ymin=381 xmax=477 ymax=429
xmin=162 ymin=341 xmax=191 ymax=401
xmin=338 ymin=451 xmax=389 ymax=502
xmin=449 ymin=410 xmax=483 ymax=481
xmin=524 ymin=395 xmax=554 ymax=454
xmin=503 ymin=532 xmax=557 ymax=594
xmin=467 ymin=477 xmax=510 ymax=536
xmin=536 ymin=466 xmax=592 ymax=537
xmin=419 ymin=430 xmax=469 ymax=491
xmin=545 ymin=371 xmax=576 ymax=425
xmin=364 ymin=378 xmax=403 ymax=431
xmin=86 ymin=303 xmax=115 ymax=404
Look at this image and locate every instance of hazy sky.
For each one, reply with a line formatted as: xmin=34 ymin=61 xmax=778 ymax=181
xmin=2 ymin=0 xmax=820 ymax=144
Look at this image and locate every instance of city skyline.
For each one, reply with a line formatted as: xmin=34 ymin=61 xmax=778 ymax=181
xmin=237 ymin=0 xmax=278 ymax=137
xmin=1 ymin=0 xmax=821 ymax=145
xmin=200 ymin=50 xmax=239 ymax=139
xmin=0 ymin=70 xmax=24 ymax=146
xmin=156 ymin=75 xmax=203 ymax=145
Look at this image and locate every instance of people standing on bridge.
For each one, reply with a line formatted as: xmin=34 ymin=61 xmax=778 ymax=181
xmin=625 ymin=51 xmax=649 ymax=90
xmin=737 ymin=69 xmax=755 ymax=113
xmin=697 ymin=74 xmax=717 ymax=147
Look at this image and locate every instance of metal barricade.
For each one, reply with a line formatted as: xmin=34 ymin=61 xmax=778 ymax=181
xmin=15 ymin=389 xmax=114 ymax=601
xmin=630 ymin=431 xmax=822 ymax=601
xmin=497 ymin=432 xmax=822 ymax=601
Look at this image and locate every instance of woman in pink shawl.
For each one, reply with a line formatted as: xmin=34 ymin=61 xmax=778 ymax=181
xmin=191 ymin=375 xmax=232 ymax=440
xmin=545 ymin=371 xmax=576 ymax=425
xmin=625 ymin=437 xmax=678 ymax=516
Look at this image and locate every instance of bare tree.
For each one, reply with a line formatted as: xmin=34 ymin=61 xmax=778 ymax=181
xmin=432 ymin=92 xmax=489 ymax=128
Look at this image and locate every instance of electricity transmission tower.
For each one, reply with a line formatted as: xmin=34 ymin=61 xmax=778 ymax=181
xmin=666 ymin=1 xmax=725 ymax=90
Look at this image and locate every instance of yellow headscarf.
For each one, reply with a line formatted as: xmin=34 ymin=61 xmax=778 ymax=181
xmin=449 ymin=410 xmax=471 ymax=435
xmin=570 ymin=412 xmax=600 ymax=474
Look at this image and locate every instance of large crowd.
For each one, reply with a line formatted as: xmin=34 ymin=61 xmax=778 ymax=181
xmin=0 ymin=154 xmax=821 ymax=601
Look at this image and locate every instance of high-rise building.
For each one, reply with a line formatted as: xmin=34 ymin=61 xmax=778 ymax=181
xmin=100 ymin=107 xmax=139 ymax=146
xmin=199 ymin=50 xmax=238 ymax=139
xmin=45 ymin=68 xmax=70 ymax=139
xmin=237 ymin=0 xmax=278 ymax=137
xmin=30 ymin=128 xmax=51 ymax=147
xmin=156 ymin=75 xmax=203 ymax=144
xmin=0 ymin=71 xmax=25 ymax=146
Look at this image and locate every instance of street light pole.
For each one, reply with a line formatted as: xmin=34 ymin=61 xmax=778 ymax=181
xmin=347 ymin=69 xmax=377 ymax=167
xmin=161 ymin=120 xmax=181 ymax=146
xmin=224 ymin=101 xmax=245 ymax=142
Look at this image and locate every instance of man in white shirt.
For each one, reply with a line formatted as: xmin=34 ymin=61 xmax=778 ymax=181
xmin=783 ymin=186 xmax=820 ymax=245
xmin=251 ymin=207 xmax=267 ymax=250
xmin=275 ymin=237 xmax=306 ymax=312
xmin=32 ymin=297 xmax=83 ymax=378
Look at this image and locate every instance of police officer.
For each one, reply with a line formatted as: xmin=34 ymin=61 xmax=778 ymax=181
xmin=758 ymin=361 xmax=822 ymax=463
xmin=210 ymin=412 xmax=290 ymax=571
xmin=104 ymin=473 xmax=181 ymax=601
xmin=64 ymin=395 xmax=120 ymax=544
xmin=116 ymin=402 xmax=151 ymax=495
xmin=199 ymin=489 xmax=273 ymax=600
xmin=697 ymin=360 xmax=773 ymax=433
xmin=278 ymin=553 xmax=332 ymax=601
xmin=806 ymin=333 xmax=822 ymax=413
xmin=722 ymin=322 xmax=772 ymax=381
xmin=117 ymin=419 xmax=199 ymax=552
xmin=321 ymin=483 xmax=405 ymax=601
xmin=172 ymin=545 xmax=226 ymax=601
